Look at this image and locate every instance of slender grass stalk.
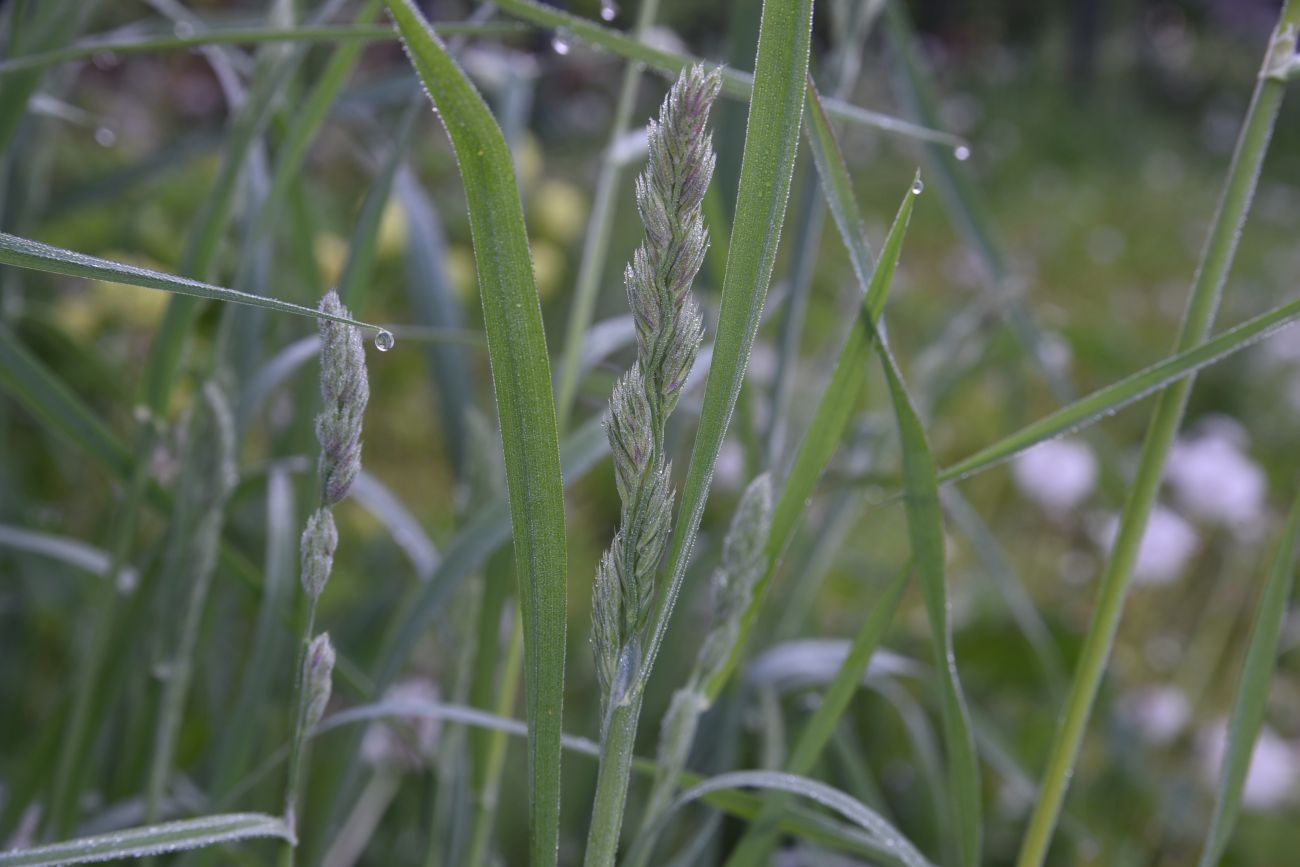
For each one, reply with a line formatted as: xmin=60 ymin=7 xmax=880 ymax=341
xmin=143 ymin=382 xmax=238 ymax=825
xmin=626 ymin=475 xmax=774 ymax=867
xmin=553 ymin=0 xmax=663 ymax=433
xmin=1015 ymin=4 xmax=1300 ymax=864
xmin=586 ymin=64 xmax=723 ymax=867
xmin=1196 ymin=487 xmax=1300 ymax=866
xmin=281 ymin=291 xmax=369 ymax=865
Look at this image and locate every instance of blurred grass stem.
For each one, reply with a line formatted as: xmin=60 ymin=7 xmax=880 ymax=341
xmin=1014 ymin=3 xmax=1300 ymax=864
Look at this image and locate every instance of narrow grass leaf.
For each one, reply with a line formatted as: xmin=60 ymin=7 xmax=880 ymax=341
xmin=937 ymin=298 xmax=1300 ymax=485
xmin=701 ymin=120 xmax=909 ymax=700
xmin=658 ymin=771 xmax=935 ymax=867
xmin=0 ymin=814 xmax=294 ymax=867
xmin=0 ymin=23 xmax=527 ymax=76
xmin=879 ymin=335 xmax=983 ymax=867
xmin=491 ymin=0 xmax=960 ymax=147
xmin=383 ymin=7 xmax=569 ymax=861
xmin=0 ymin=233 xmax=379 ymax=331
xmin=0 ymin=525 xmax=135 ymax=588
xmin=1197 ymin=488 xmax=1300 ymax=867
xmin=642 ymin=0 xmax=814 ymax=689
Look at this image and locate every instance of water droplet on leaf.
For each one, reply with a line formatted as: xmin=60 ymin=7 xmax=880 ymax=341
xmin=374 ymin=329 xmax=395 ymax=352
xmin=954 ymin=144 xmax=971 ymax=161
xmin=95 ymin=126 xmax=117 ymax=147
xmin=911 ymin=178 xmax=924 ymax=195
xmin=551 ymin=29 xmax=572 ymax=55
xmin=600 ymin=0 xmax=619 ymax=21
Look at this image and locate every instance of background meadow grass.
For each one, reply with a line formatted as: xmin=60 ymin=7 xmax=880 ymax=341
xmin=2 ymin=0 xmax=1300 ymax=865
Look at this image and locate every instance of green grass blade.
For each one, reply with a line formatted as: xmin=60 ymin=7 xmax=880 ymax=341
xmin=641 ymin=0 xmax=813 ymax=690
xmin=0 ymin=233 xmax=380 ymax=331
xmin=722 ymin=564 xmax=909 ymax=866
xmin=936 ymin=295 xmax=1300 ymax=486
xmin=0 ymin=325 xmax=132 ymax=477
xmin=879 ymin=334 xmax=983 ymax=867
xmin=0 ymin=23 xmax=527 ymax=76
xmin=0 ymin=814 xmax=293 ymax=867
xmin=384 ymin=6 xmax=569 ymax=860
xmin=1015 ymin=7 xmax=1300 ymax=860
xmin=701 ymin=97 xmax=905 ymax=700
xmin=655 ymin=770 xmax=934 ymax=867
xmin=1196 ymin=488 xmax=1300 ymax=867
xmin=491 ymin=0 xmax=961 ymax=147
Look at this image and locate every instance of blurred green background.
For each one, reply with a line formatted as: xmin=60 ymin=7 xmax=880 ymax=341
xmin=2 ymin=1 xmax=1299 ymax=864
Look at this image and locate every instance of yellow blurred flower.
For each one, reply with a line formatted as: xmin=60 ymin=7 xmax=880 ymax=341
xmin=51 ymin=252 xmax=171 ymax=338
xmin=315 ymin=232 xmax=348 ymax=286
xmin=514 ymin=133 xmax=543 ymax=192
xmin=447 ymin=245 xmax=477 ymax=300
xmin=377 ymin=199 xmax=408 ymax=259
xmin=530 ymin=179 xmax=588 ymax=244
xmin=530 ymin=238 xmax=565 ymax=300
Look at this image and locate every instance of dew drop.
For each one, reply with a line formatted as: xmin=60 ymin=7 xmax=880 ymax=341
xmin=599 ymin=0 xmax=619 ymax=21
xmin=551 ymin=29 xmax=572 ymax=55
xmin=94 ymin=126 xmax=117 ymax=148
xmin=374 ymin=329 xmax=395 ymax=352
xmin=954 ymin=144 xmax=971 ymax=161
xmin=173 ymin=21 xmax=195 ymax=39
xmin=911 ymin=178 xmax=924 ymax=195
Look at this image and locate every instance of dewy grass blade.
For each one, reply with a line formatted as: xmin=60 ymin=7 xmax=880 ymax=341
xmin=1196 ymin=488 xmax=1300 ymax=867
xmin=701 ymin=94 xmax=902 ymax=701
xmin=383 ymin=4 xmax=569 ymax=863
xmin=0 ymin=813 xmax=294 ymax=867
xmin=0 ymin=233 xmax=381 ymax=333
xmin=937 ymin=296 xmax=1300 ymax=487
xmin=652 ymin=770 xmax=935 ymax=867
xmin=0 ymin=23 xmax=527 ymax=76
xmin=490 ymin=0 xmax=961 ymax=148
xmin=878 ymin=334 xmax=983 ymax=867
xmin=1014 ymin=4 xmax=1300 ymax=864
xmin=642 ymin=0 xmax=813 ymax=695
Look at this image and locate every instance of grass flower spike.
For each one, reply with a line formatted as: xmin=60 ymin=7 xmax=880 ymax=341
xmin=593 ymin=65 xmax=722 ymax=710
xmin=316 ymin=290 xmax=370 ymax=506
xmin=282 ymin=290 xmax=371 ymax=857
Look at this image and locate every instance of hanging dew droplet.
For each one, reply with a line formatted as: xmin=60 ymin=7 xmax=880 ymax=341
xmin=551 ymin=29 xmax=572 ymax=55
xmin=374 ymin=329 xmax=395 ymax=352
xmin=954 ymin=144 xmax=971 ymax=161
xmin=600 ymin=0 xmax=619 ymax=21
xmin=94 ymin=126 xmax=117 ymax=148
xmin=911 ymin=178 xmax=924 ymax=195
xmin=173 ymin=21 xmax=195 ymax=39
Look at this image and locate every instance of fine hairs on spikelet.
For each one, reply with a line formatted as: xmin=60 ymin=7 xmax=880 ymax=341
xmin=591 ymin=65 xmax=723 ymax=705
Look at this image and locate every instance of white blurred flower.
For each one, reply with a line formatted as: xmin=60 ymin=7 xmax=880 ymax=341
xmin=1123 ymin=685 xmax=1191 ymax=745
xmin=361 ymin=679 xmax=441 ymax=771
xmin=1199 ymin=723 xmax=1299 ymax=811
xmin=1012 ymin=438 xmax=1098 ymax=513
xmin=1166 ymin=419 xmax=1267 ymax=533
xmin=1096 ymin=505 xmax=1199 ymax=586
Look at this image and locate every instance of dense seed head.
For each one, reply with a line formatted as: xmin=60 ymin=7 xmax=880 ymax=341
xmin=303 ymin=632 xmax=336 ymax=732
xmin=592 ymin=65 xmax=721 ymax=704
xmin=316 ymin=290 xmax=370 ymax=505
xmin=300 ymin=507 xmax=338 ymax=600
xmin=697 ymin=474 xmax=773 ymax=681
